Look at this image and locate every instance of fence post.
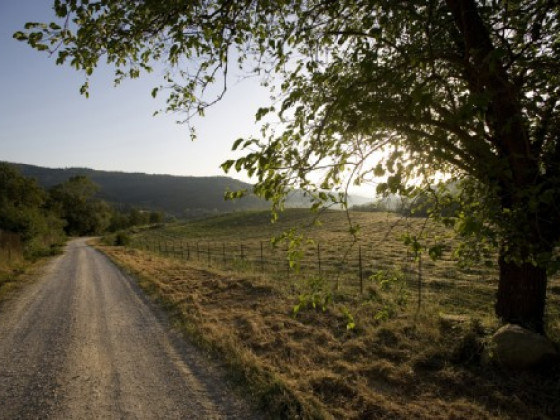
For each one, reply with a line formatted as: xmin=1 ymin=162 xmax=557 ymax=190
xmin=187 ymin=242 xmax=190 ymax=260
xmin=417 ymin=252 xmax=423 ymax=311
xmin=196 ymin=242 xmax=200 ymax=261
xmin=222 ymin=242 xmax=226 ymax=265
xmin=240 ymin=243 xmax=245 ymax=260
xmin=286 ymin=245 xmax=290 ymax=280
xmin=260 ymin=241 xmax=264 ymax=273
xmin=317 ymin=243 xmax=322 ymax=276
xmin=208 ymin=242 xmax=211 ymax=267
xmin=359 ymin=245 xmax=364 ymax=294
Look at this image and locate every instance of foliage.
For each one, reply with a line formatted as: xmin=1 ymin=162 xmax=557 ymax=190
xmin=16 ymin=1 xmax=560 ymax=331
xmin=271 ymin=227 xmax=315 ymax=271
xmin=0 ymin=163 xmax=159 ymax=255
xmin=0 ymin=163 xmax=65 ymax=258
xmin=369 ymin=270 xmax=409 ymax=322
xmin=108 ymin=208 xmax=164 ymax=232
xmin=102 ymin=230 xmax=131 ymax=247
xmin=292 ymin=276 xmax=333 ymax=317
xmin=339 ymin=305 xmax=356 ymax=331
xmin=48 ymin=175 xmax=111 ymax=235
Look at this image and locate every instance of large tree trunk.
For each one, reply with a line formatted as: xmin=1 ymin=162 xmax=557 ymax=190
xmin=496 ymin=255 xmax=548 ymax=333
xmin=446 ymin=0 xmax=554 ymax=336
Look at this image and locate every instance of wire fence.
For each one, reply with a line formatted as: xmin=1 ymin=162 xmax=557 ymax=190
xmin=130 ymin=237 xmax=560 ymax=319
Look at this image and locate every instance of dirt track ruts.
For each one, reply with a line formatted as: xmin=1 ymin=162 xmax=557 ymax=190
xmin=0 ymin=238 xmax=260 ymax=419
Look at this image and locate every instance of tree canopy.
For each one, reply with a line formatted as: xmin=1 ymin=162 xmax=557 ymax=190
xmin=48 ymin=175 xmax=112 ymax=236
xmin=16 ymin=0 xmax=560 ymax=332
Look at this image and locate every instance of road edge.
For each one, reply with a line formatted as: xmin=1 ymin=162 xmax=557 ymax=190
xmin=92 ymin=241 xmax=325 ymax=420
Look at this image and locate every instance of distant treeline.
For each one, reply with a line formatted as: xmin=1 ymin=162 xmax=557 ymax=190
xmin=0 ymin=163 xmax=162 ymax=259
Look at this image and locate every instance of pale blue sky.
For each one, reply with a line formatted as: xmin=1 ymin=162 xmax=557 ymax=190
xmin=0 ymin=0 xmax=269 ymax=181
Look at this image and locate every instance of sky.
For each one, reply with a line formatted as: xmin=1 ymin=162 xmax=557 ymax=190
xmin=0 ymin=0 xmax=270 ymax=182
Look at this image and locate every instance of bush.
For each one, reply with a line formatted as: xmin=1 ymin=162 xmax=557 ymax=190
xmin=114 ymin=231 xmax=131 ymax=246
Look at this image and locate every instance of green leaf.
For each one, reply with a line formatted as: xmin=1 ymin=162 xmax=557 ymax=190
xmin=12 ymin=31 xmax=27 ymax=41
xmin=231 ymin=138 xmax=244 ymax=150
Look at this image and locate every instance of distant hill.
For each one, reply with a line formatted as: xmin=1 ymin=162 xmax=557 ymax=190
xmin=12 ymin=163 xmax=268 ymax=218
xmin=9 ymin=162 xmax=372 ymax=218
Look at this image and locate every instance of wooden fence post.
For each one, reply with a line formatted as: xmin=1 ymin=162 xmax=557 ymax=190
xmin=317 ymin=243 xmax=322 ymax=276
xmin=417 ymin=252 xmax=423 ymax=311
xmin=359 ymin=245 xmax=363 ymax=294
xmin=260 ymin=241 xmax=264 ymax=272
xmin=286 ymin=245 xmax=290 ymax=280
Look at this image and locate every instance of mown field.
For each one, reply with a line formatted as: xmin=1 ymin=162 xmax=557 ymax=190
xmin=98 ymin=209 xmax=560 ymax=419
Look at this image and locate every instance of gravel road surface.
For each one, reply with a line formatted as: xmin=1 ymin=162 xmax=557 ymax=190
xmin=0 ymin=238 xmax=259 ymax=419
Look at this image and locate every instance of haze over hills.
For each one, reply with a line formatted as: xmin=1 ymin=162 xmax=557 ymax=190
xmin=11 ymin=162 xmax=372 ymax=219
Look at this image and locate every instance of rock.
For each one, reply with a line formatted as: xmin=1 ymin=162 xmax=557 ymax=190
xmin=438 ymin=313 xmax=470 ymax=331
xmin=488 ymin=324 xmax=558 ymax=369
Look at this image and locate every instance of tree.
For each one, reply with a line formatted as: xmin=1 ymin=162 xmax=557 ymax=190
xmin=0 ymin=163 xmax=65 ymax=256
xmin=16 ymin=1 xmax=560 ymax=333
xmin=49 ymin=175 xmax=110 ymax=235
xmin=149 ymin=211 xmax=164 ymax=224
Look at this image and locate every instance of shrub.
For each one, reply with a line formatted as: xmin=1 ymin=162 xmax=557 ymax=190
xmin=114 ymin=231 xmax=131 ymax=246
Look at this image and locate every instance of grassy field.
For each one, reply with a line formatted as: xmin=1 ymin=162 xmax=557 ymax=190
xmin=98 ymin=209 xmax=560 ymax=419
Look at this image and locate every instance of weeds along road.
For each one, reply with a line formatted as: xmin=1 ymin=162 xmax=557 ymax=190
xmin=0 ymin=238 xmax=259 ymax=419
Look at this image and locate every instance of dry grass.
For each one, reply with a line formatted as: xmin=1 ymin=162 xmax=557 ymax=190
xmin=99 ymin=233 xmax=560 ymax=419
xmin=0 ymin=242 xmax=27 ymax=302
xmin=129 ymin=210 xmax=559 ymax=325
xmin=0 ymin=251 xmax=52 ymax=305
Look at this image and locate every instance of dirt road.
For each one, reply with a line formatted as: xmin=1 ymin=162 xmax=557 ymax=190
xmin=0 ymin=238 xmax=260 ymax=419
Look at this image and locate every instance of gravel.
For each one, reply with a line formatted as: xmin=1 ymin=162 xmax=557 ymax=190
xmin=0 ymin=238 xmax=260 ymax=419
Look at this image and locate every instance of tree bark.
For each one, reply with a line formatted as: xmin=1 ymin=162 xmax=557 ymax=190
xmin=496 ymin=255 xmax=548 ymax=333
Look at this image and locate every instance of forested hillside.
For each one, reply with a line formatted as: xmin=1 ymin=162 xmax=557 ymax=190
xmin=13 ymin=163 xmax=269 ymax=218
xmin=11 ymin=163 xmax=372 ymax=218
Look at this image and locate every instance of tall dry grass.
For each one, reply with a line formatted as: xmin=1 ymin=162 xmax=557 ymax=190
xmin=0 ymin=231 xmax=26 ymax=299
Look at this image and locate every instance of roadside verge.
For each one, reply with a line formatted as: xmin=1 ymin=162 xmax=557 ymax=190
xmin=95 ymin=243 xmax=560 ymax=419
